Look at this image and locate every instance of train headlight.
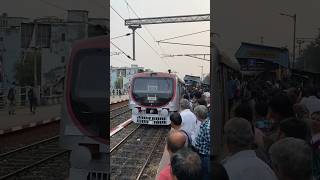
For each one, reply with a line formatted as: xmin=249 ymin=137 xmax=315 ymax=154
xmin=132 ymin=108 xmax=139 ymax=115
xmin=161 ymin=109 xmax=168 ymax=116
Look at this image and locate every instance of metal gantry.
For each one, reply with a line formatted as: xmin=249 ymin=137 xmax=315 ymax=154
xmin=124 ymin=14 xmax=210 ymax=60
xmin=125 ymin=14 xmax=210 ymax=26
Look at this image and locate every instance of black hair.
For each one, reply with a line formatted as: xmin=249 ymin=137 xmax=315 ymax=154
xmin=197 ymin=97 xmax=207 ymax=107
xmin=170 ymin=112 xmax=182 ymax=126
xmin=234 ymin=102 xmax=253 ymax=123
xmin=171 ymin=148 xmax=202 ymax=180
xmin=279 ymin=118 xmax=309 ymax=140
xmin=269 ymin=93 xmax=294 ymax=120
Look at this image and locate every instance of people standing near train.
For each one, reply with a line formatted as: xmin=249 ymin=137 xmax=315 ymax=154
xmin=222 ymin=118 xmax=277 ymax=180
xmin=7 ymin=87 xmax=15 ymax=115
xmin=28 ymin=87 xmax=36 ymax=114
xmin=170 ymin=148 xmax=202 ymax=180
xmin=269 ymin=138 xmax=313 ymax=180
xmin=158 ymin=131 xmax=187 ymax=180
xmin=193 ymin=105 xmax=210 ymax=180
xmin=179 ymin=99 xmax=197 ymax=137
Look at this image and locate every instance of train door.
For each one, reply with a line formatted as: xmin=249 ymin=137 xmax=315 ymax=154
xmin=60 ymin=36 xmax=108 ymax=180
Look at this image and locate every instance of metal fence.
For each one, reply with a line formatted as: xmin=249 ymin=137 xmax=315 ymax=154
xmin=0 ymin=86 xmax=63 ymax=110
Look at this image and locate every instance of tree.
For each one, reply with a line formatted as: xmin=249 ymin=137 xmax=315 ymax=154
xmin=115 ymin=76 xmax=123 ymax=89
xmin=14 ymin=51 xmax=41 ymax=86
xmin=299 ymin=33 xmax=320 ymax=73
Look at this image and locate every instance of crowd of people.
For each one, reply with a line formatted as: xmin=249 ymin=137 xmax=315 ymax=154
xmin=157 ymin=86 xmax=211 ymax=180
xmin=157 ymin=76 xmax=320 ymax=180
xmin=218 ymin=77 xmax=320 ymax=180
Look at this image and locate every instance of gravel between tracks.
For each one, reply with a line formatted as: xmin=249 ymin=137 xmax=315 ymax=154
xmin=138 ymin=132 xmax=168 ymax=180
xmin=110 ymin=125 xmax=169 ymax=180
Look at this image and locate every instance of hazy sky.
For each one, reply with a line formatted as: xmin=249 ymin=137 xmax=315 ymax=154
xmin=1 ymin=1 xmax=319 ymax=79
xmin=214 ymin=0 xmax=320 ymax=59
xmin=110 ymin=0 xmax=210 ymax=79
xmin=0 ymin=0 xmax=106 ymax=19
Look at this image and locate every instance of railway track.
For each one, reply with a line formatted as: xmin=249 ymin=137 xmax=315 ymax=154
xmin=110 ymin=104 xmax=131 ymax=130
xmin=0 ymin=136 xmax=70 ymax=179
xmin=110 ymin=125 xmax=168 ymax=180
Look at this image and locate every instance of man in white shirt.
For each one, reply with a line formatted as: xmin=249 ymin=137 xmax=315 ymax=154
xmin=222 ymin=118 xmax=278 ymax=180
xmin=300 ymin=87 xmax=320 ymax=116
xmin=179 ymin=99 xmax=197 ymax=137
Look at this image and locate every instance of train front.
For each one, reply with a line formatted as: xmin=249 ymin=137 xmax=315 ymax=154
xmin=129 ymin=73 xmax=177 ymax=125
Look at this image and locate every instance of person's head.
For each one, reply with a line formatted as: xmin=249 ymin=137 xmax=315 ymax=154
xmin=269 ymin=137 xmax=312 ymax=180
xmin=268 ymin=93 xmax=294 ymax=122
xmin=193 ymin=105 xmax=208 ymax=121
xmin=166 ymin=131 xmax=186 ymax=156
xmin=170 ymin=112 xmax=182 ymax=130
xmin=278 ymin=118 xmax=309 ymax=141
xmin=286 ymin=87 xmax=299 ymax=104
xmin=293 ymin=103 xmax=309 ymax=119
xmin=197 ymin=97 xmax=207 ymax=107
xmin=212 ymin=162 xmax=229 ymax=180
xmin=183 ymin=94 xmax=189 ymax=100
xmin=255 ymin=102 xmax=268 ymax=119
xmin=224 ymin=117 xmax=254 ymax=154
xmin=311 ymin=111 xmax=320 ymax=134
xmin=170 ymin=148 xmax=202 ymax=180
xmin=234 ymin=102 xmax=253 ymax=123
xmin=180 ymin=98 xmax=190 ymax=111
xmin=194 ymin=91 xmax=202 ymax=99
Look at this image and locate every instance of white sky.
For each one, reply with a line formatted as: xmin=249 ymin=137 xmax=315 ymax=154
xmin=110 ymin=0 xmax=210 ymax=79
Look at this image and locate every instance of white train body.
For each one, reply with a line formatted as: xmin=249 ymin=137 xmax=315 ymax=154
xmin=128 ymin=72 xmax=184 ymax=125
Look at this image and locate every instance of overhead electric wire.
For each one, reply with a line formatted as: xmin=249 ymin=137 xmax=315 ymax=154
xmin=157 ymin=30 xmax=210 ymax=42
xmin=111 ymin=33 xmax=132 ymax=40
xmin=110 ymin=41 xmax=133 ymax=60
xmin=124 ymin=0 xmax=171 ymax=69
xmin=111 ymin=5 xmax=126 ymax=21
xmin=158 ymin=41 xmax=210 ymax=47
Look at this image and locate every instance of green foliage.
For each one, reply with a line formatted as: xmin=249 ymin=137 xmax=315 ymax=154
xmin=14 ymin=52 xmax=41 ymax=86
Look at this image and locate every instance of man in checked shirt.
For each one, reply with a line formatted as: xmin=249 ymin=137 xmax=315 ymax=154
xmin=193 ymin=105 xmax=211 ymax=180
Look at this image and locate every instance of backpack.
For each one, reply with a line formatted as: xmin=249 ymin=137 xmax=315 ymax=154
xmin=180 ymin=129 xmax=192 ymax=148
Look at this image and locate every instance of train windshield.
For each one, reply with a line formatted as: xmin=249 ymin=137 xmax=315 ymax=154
xmin=70 ymin=48 xmax=107 ymax=140
xmin=132 ymin=77 xmax=174 ymax=106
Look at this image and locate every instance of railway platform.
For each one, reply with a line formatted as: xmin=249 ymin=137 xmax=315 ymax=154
xmin=0 ymin=104 xmax=61 ymax=135
xmin=110 ymin=95 xmax=129 ymax=104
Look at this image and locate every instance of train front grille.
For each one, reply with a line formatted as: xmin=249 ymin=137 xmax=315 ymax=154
xmin=136 ymin=116 xmax=167 ymax=125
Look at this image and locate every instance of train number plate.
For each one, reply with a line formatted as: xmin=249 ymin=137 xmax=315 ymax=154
xmin=148 ymin=85 xmax=158 ymax=91
xmin=147 ymin=96 xmax=157 ymax=101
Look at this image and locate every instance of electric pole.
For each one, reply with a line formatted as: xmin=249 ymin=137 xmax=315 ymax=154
xmin=199 ymin=65 xmax=204 ymax=81
xmin=128 ymin=25 xmax=141 ymax=60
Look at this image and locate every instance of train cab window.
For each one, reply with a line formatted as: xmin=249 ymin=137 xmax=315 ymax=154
xmin=132 ymin=77 xmax=174 ymax=106
xmin=69 ymin=48 xmax=107 ymax=141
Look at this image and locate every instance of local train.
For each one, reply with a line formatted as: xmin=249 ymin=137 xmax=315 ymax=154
xmin=128 ymin=72 xmax=185 ymax=125
xmin=59 ymin=36 xmax=108 ymax=180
